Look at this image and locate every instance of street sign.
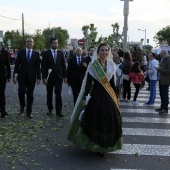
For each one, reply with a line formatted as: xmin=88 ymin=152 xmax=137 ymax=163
xmin=78 ymin=39 xmax=84 ymax=46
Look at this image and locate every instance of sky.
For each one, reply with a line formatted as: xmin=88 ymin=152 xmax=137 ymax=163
xmin=0 ymin=0 xmax=170 ymax=48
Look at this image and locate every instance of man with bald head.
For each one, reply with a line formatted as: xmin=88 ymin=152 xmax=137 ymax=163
xmin=155 ymin=50 xmax=170 ymax=115
xmin=13 ymin=37 xmax=41 ymax=118
xmin=67 ymin=47 xmax=87 ymax=105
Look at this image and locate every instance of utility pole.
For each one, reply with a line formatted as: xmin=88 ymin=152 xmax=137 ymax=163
xmin=53 ymin=27 xmax=55 ymax=38
xmin=120 ymin=0 xmax=133 ymax=51
xmin=22 ymin=13 xmax=24 ymax=49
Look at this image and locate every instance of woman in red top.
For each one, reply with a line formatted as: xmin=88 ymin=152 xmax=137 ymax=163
xmin=129 ymin=61 xmax=144 ymax=105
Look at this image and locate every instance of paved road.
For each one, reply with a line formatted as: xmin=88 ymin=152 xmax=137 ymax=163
xmin=1 ymin=75 xmax=170 ymax=170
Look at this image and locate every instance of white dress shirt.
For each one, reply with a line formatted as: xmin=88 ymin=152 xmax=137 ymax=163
xmin=50 ymin=48 xmax=57 ymax=59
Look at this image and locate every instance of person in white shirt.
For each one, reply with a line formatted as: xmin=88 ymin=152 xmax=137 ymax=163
xmin=115 ymin=57 xmax=123 ymax=100
xmin=143 ymin=53 xmax=158 ymax=105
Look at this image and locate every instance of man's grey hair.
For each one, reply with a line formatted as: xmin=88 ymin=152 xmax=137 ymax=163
xmin=161 ymin=49 xmax=168 ymax=56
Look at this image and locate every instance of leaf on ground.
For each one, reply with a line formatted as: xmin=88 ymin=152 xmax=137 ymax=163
xmin=34 ymin=162 xmax=42 ymax=166
xmin=134 ymin=152 xmax=140 ymax=156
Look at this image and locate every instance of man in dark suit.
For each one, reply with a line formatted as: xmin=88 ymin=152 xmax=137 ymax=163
xmin=85 ymin=47 xmax=95 ymax=65
xmin=0 ymin=47 xmax=11 ymax=118
xmin=41 ymin=38 xmax=67 ymax=117
xmin=67 ymin=47 xmax=87 ymax=105
xmin=13 ymin=37 xmax=41 ymax=119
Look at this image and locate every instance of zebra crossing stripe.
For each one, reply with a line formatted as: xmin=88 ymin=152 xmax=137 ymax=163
xmin=123 ymin=128 xmax=170 ymax=137
xmin=113 ymin=144 xmax=170 ymax=157
xmin=120 ymin=103 xmax=160 ymax=106
xmin=132 ymin=98 xmax=161 ymax=101
xmin=123 ymin=117 xmax=170 ymax=124
xmin=120 ymin=108 xmax=157 ymax=113
xmin=111 ymin=169 xmax=142 ymax=170
xmin=111 ymin=87 xmax=170 ymax=160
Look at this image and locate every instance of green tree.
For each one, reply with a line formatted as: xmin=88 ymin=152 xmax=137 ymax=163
xmin=144 ymin=45 xmax=153 ymax=51
xmin=111 ymin=23 xmax=122 ymax=47
xmin=154 ymin=25 xmax=170 ymax=45
xmin=33 ymin=29 xmax=46 ymax=50
xmin=42 ymin=27 xmax=69 ymax=49
xmin=3 ymin=30 xmax=20 ymax=49
xmin=3 ymin=30 xmax=34 ymax=50
xmin=82 ymin=23 xmax=98 ymax=48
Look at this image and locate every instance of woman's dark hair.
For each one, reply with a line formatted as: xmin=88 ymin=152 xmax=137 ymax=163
xmin=124 ymin=51 xmax=132 ymax=61
xmin=134 ymin=46 xmax=137 ymax=51
xmin=97 ymin=43 xmax=110 ymax=53
xmin=117 ymin=49 xmax=124 ymax=57
xmin=130 ymin=61 xmax=142 ymax=73
xmin=152 ymin=52 xmax=156 ymax=58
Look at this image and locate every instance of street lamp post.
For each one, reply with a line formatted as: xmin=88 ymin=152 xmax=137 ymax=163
xmin=138 ymin=29 xmax=146 ymax=50
xmin=7 ymin=39 xmax=11 ymax=50
xmin=120 ymin=0 xmax=133 ymax=51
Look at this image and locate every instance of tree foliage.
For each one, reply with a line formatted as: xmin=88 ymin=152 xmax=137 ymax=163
xmin=3 ymin=30 xmax=43 ymax=50
xmin=33 ymin=29 xmax=46 ymax=50
xmin=95 ymin=23 xmax=122 ymax=48
xmin=111 ymin=23 xmax=122 ymax=47
xmin=42 ymin=27 xmax=69 ymax=49
xmin=3 ymin=27 xmax=69 ymax=50
xmin=82 ymin=23 xmax=98 ymax=48
xmin=144 ymin=45 xmax=153 ymax=51
xmin=154 ymin=25 xmax=170 ymax=45
xmin=81 ymin=23 xmax=123 ymax=49
xmin=3 ymin=30 xmax=21 ymax=49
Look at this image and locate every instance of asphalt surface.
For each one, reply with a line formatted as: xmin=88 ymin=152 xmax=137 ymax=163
xmin=0 ymin=69 xmax=170 ymax=170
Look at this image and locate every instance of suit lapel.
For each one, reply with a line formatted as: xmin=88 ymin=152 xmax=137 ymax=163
xmin=74 ymin=56 xmax=79 ymax=67
xmin=49 ymin=50 xmax=55 ymax=64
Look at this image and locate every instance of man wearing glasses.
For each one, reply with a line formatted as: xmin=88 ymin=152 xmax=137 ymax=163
xmin=13 ymin=37 xmax=41 ymax=119
xmin=155 ymin=50 xmax=170 ymax=115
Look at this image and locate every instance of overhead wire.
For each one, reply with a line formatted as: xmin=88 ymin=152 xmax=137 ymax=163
xmin=0 ymin=14 xmax=21 ymax=21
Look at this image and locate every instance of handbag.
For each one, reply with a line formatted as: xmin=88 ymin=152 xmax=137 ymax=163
xmin=140 ymin=80 xmax=145 ymax=90
xmin=122 ymin=74 xmax=129 ymax=81
xmin=144 ymin=74 xmax=149 ymax=82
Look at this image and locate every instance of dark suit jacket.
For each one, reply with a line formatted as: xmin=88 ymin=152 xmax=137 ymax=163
xmin=41 ymin=49 xmax=67 ymax=80
xmin=0 ymin=49 xmax=11 ymax=82
xmin=14 ymin=49 xmax=41 ymax=83
xmin=85 ymin=56 xmax=92 ymax=66
xmin=67 ymin=56 xmax=87 ymax=86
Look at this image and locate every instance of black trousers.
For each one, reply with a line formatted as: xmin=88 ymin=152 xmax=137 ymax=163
xmin=133 ymin=83 xmax=140 ymax=101
xmin=47 ymin=74 xmax=63 ymax=114
xmin=18 ymin=80 xmax=35 ymax=114
xmin=0 ymin=80 xmax=6 ymax=112
xmin=71 ymin=82 xmax=82 ymax=106
xmin=123 ymin=79 xmax=131 ymax=100
xmin=159 ymin=81 xmax=169 ymax=111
